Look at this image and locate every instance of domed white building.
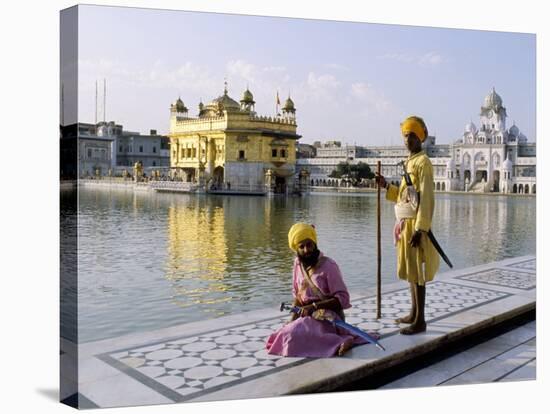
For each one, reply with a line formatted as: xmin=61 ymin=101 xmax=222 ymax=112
xmin=439 ymin=88 xmax=536 ymax=194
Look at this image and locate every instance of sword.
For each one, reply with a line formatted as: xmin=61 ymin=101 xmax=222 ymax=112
xmin=280 ymin=302 xmax=386 ymax=351
xmin=399 ymin=160 xmax=453 ymax=268
xmin=426 ymin=230 xmax=453 ymax=268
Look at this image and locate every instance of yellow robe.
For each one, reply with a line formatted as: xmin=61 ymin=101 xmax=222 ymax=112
xmin=386 ymin=150 xmax=440 ymax=285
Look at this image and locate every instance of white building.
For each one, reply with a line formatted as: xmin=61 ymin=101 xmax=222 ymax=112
xmin=447 ymin=88 xmax=536 ymax=194
xmin=297 ymin=89 xmax=536 ymax=194
xmin=78 ymin=123 xmax=114 ymax=177
xmin=77 ymin=122 xmax=170 ymax=177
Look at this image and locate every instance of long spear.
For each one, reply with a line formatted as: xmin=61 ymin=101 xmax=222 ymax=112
xmin=376 ymin=161 xmax=382 ymax=319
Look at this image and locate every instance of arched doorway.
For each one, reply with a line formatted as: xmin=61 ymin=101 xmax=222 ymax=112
xmin=464 ymin=170 xmax=471 ymax=182
xmin=274 ymin=176 xmax=287 ymax=194
xmin=442 ymin=182 xmax=446 ymax=191
xmin=476 ymin=170 xmax=487 ymax=182
xmin=212 ymin=166 xmax=224 ymax=189
xmin=493 ymin=171 xmax=500 ymax=192
xmin=436 ymin=182 xmax=441 ymax=191
xmin=182 ymin=167 xmax=196 ymax=182
xmin=519 ymin=184 xmax=524 ymax=194
xmin=533 ymin=184 xmax=536 ymax=194
xmin=513 ymin=184 xmax=517 ymax=193
xmin=525 ymin=185 xmax=529 ymax=194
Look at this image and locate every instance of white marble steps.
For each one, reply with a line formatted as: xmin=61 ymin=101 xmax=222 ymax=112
xmin=380 ymin=320 xmax=536 ymax=389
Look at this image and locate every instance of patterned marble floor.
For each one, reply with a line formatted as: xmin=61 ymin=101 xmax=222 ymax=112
xmin=456 ymin=268 xmax=536 ymax=290
xmin=97 ymin=273 xmax=519 ymax=403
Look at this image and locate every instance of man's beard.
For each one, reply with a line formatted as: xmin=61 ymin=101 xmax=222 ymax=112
xmin=298 ymin=248 xmax=321 ymax=268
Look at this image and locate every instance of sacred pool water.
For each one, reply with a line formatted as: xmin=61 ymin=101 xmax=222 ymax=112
xmin=67 ymin=187 xmax=536 ymax=342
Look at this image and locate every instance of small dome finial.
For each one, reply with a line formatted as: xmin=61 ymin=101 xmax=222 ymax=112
xmin=224 ymin=78 xmax=228 ymax=95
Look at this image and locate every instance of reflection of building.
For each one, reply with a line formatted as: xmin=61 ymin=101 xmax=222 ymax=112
xmin=166 ymin=198 xmax=229 ymax=308
xmin=298 ymin=89 xmax=536 ymax=194
xmin=168 ymin=82 xmax=306 ymax=194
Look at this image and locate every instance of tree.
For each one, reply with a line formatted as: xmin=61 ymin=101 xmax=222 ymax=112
xmin=354 ymin=162 xmax=375 ymax=180
xmin=329 ymin=161 xmax=374 ymax=186
xmin=329 ymin=161 xmax=351 ymax=178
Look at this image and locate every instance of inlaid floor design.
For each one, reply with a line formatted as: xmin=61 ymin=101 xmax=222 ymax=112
xmin=506 ymin=258 xmax=536 ymax=272
xmin=456 ymin=267 xmax=536 ymax=290
xmin=98 ymin=279 xmax=511 ymax=402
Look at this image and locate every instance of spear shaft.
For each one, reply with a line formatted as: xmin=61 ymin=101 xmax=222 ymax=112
xmin=377 ymin=161 xmax=382 ymax=319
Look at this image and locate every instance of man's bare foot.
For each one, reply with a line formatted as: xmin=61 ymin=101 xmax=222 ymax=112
xmin=337 ymin=339 xmax=354 ymax=356
xmin=399 ymin=321 xmax=426 ymax=335
xmin=395 ymin=314 xmax=415 ymax=324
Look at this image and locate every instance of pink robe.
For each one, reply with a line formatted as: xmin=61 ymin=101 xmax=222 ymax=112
xmin=266 ymin=254 xmax=367 ymax=357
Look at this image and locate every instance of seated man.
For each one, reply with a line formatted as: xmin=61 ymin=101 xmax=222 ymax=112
xmin=266 ymin=223 xmax=367 ymax=357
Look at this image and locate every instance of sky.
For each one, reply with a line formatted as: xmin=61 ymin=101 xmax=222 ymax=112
xmin=76 ymin=5 xmax=536 ymax=146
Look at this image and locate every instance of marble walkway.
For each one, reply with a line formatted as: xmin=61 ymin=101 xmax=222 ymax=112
xmin=61 ymin=255 xmax=536 ymax=409
xmin=380 ymin=320 xmax=536 ymax=388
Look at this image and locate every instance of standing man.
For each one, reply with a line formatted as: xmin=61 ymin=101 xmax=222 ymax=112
xmin=376 ymin=116 xmax=440 ymax=335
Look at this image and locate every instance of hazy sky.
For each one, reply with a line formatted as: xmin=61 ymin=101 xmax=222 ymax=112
xmin=77 ymin=5 xmax=536 ymax=145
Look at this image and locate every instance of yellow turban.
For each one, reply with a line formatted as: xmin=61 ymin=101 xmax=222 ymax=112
xmin=288 ymin=223 xmax=317 ymax=251
xmin=401 ymin=116 xmax=428 ymax=142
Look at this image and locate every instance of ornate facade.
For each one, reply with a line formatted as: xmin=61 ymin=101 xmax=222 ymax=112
xmin=445 ymin=88 xmax=536 ymax=194
xmin=168 ymin=83 xmax=308 ymax=194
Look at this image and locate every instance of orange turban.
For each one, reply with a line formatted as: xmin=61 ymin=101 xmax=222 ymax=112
xmin=401 ymin=116 xmax=428 ymax=142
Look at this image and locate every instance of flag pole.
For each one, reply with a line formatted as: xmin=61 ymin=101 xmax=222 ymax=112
xmin=377 ymin=161 xmax=382 ymax=319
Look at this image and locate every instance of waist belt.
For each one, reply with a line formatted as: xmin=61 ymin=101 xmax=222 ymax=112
xmin=395 ymin=202 xmax=416 ymax=220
